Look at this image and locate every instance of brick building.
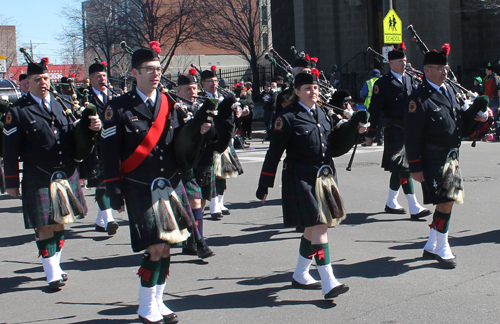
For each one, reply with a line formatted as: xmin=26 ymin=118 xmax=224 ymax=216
xmin=0 ymin=26 xmax=18 ymax=76
xmin=271 ymin=0 xmax=500 ymax=100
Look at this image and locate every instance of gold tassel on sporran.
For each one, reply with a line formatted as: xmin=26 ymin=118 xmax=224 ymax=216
xmin=441 ymin=149 xmax=464 ymax=204
xmin=49 ymin=171 xmax=84 ymax=224
xmin=151 ymin=178 xmax=191 ymax=244
xmin=314 ymin=166 xmax=346 ymax=227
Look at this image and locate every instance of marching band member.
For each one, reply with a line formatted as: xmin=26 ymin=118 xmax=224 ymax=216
xmin=365 ymin=44 xmax=431 ymax=220
xmin=80 ymin=61 xmax=119 ymax=235
xmin=405 ymin=45 xmax=489 ymax=269
xmin=256 ymin=72 xmax=368 ymax=299
xmin=3 ymin=58 xmax=101 ymax=290
xmin=100 ymin=44 xmax=216 ymax=323
xmin=177 ymin=70 xmax=215 ymax=258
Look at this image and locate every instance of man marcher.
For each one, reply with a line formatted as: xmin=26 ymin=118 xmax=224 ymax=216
xmin=176 ymin=69 xmax=215 ymax=259
xmin=199 ymin=68 xmax=246 ymax=220
xmin=80 ymin=61 xmax=119 ymax=235
xmin=360 ymin=69 xmax=383 ymax=146
xmin=100 ymin=44 xmax=219 ymax=323
xmin=405 ymin=44 xmax=489 ymax=269
xmin=19 ymin=74 xmax=29 ymax=97
xmin=365 ymin=43 xmax=431 ymax=220
xmin=3 ymin=58 xmax=101 ymax=290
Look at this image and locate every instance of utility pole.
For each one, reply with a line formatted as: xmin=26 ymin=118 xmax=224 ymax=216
xmin=383 ymin=0 xmax=393 ymax=15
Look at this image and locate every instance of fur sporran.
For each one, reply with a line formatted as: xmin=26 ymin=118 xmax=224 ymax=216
xmin=441 ymin=150 xmax=464 ymax=204
xmin=151 ymin=178 xmax=190 ymax=244
xmin=214 ymin=148 xmax=240 ymax=179
xmin=50 ymin=172 xmax=83 ymax=224
xmin=314 ymin=166 xmax=346 ymax=227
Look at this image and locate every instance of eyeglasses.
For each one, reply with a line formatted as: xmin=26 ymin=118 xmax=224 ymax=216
xmin=428 ymin=65 xmax=449 ymax=73
xmin=139 ymin=66 xmax=162 ymax=74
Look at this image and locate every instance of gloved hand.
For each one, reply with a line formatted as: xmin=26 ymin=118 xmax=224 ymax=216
xmin=109 ymin=194 xmax=124 ymax=211
xmin=256 ymin=186 xmax=268 ymax=200
xmin=352 ymin=110 xmax=370 ymax=124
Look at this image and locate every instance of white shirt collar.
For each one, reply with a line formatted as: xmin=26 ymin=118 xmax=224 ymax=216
xmin=93 ymin=87 xmax=107 ymax=97
xmin=136 ymin=87 xmax=157 ymax=105
xmin=298 ymin=101 xmax=316 ymax=112
xmin=390 ymin=70 xmax=404 ymax=83
xmin=204 ymin=90 xmax=223 ymax=101
xmin=30 ymin=93 xmax=51 ymax=111
xmin=427 ymin=79 xmax=446 ymax=92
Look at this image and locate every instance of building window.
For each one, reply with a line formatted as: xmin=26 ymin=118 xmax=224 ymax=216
xmin=262 ymin=32 xmax=268 ymax=49
xmin=261 ymin=4 xmax=268 ymax=24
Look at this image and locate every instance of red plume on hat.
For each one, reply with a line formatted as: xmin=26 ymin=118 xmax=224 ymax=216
xmin=441 ymin=43 xmax=450 ymax=56
xmin=399 ymin=42 xmax=406 ymax=51
xmin=149 ymin=41 xmax=161 ymax=54
xmin=211 ymin=65 xmax=217 ymax=71
xmin=71 ymin=72 xmax=75 ymax=78
xmin=305 ymin=54 xmax=311 ymax=61
xmin=41 ymin=57 xmax=49 ymax=65
xmin=189 ymin=68 xmax=197 ymax=76
xmin=310 ymin=57 xmax=318 ymax=64
xmin=102 ymin=61 xmax=108 ymax=67
xmin=311 ymin=68 xmax=320 ymax=79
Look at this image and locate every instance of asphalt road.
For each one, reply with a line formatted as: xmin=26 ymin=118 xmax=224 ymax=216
xmin=1 ymin=135 xmax=499 ymax=324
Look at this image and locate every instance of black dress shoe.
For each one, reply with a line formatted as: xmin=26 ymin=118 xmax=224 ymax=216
xmin=436 ymin=255 xmax=457 ymax=269
xmin=61 ymin=273 xmax=68 ymax=282
xmin=384 ymin=205 xmax=407 ymax=214
xmin=197 ymin=243 xmax=215 ymax=259
xmin=163 ymin=313 xmax=179 ymax=324
xmin=291 ymin=278 xmax=321 ymax=290
xmin=95 ymin=224 xmax=106 ymax=232
xmin=422 ymin=249 xmax=437 ymax=259
xmin=410 ymin=209 xmax=432 ymax=220
xmin=48 ymin=280 xmax=65 ymax=290
xmin=106 ymin=221 xmax=119 ymax=235
xmin=221 ymin=209 xmax=230 ymax=215
xmin=324 ymin=284 xmax=349 ymax=299
xmin=138 ymin=315 xmax=164 ymax=324
xmin=211 ymin=213 xmax=223 ymax=220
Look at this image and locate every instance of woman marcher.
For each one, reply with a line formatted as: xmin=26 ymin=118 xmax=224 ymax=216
xmin=256 ymin=73 xmax=368 ymax=300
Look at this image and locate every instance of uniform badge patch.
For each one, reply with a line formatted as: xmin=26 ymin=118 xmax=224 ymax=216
xmin=274 ymin=116 xmax=284 ymax=131
xmin=373 ymin=85 xmax=379 ymax=94
xmin=104 ymin=106 xmax=113 ymax=120
xmin=5 ymin=111 xmax=12 ymax=124
xmin=408 ymin=100 xmax=417 ymax=113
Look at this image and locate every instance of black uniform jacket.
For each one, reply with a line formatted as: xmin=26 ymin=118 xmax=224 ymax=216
xmin=258 ymin=103 xmax=336 ymax=188
xmin=79 ymin=87 xmax=114 ymax=184
xmin=100 ymin=88 xmax=184 ymax=195
xmin=2 ymin=92 xmax=77 ymax=188
xmin=404 ymin=79 xmax=463 ymax=173
xmin=368 ymin=71 xmax=419 ymax=137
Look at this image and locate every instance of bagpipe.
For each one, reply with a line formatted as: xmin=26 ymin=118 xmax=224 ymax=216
xmin=19 ymin=47 xmax=82 ymax=123
xmin=265 ymin=47 xmax=348 ymax=117
xmin=19 ymin=47 xmax=98 ymax=161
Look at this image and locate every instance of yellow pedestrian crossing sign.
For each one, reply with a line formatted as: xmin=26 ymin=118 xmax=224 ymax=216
xmin=383 ymin=9 xmax=402 ymax=44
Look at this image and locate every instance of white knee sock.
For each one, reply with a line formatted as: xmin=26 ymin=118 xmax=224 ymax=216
xmin=405 ymin=194 xmax=425 ymax=215
xmin=137 ymin=285 xmax=163 ymax=321
xmin=292 ymin=255 xmax=318 ymax=285
xmin=155 ymin=283 xmax=174 ymax=316
xmin=386 ymin=189 xmax=403 ymax=209
xmin=317 ymin=264 xmax=342 ymax=295
xmin=423 ymin=228 xmax=438 ymax=253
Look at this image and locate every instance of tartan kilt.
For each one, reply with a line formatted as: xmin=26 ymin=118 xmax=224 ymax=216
xmin=381 ymin=126 xmax=408 ymax=172
xmin=421 ymin=148 xmax=457 ymax=205
xmin=281 ymin=161 xmax=337 ymax=228
xmin=123 ymin=175 xmax=192 ymax=252
xmin=22 ymin=168 xmax=88 ymax=229
xmin=181 ymin=174 xmax=202 ymax=200
xmin=198 ymin=166 xmax=217 ymax=200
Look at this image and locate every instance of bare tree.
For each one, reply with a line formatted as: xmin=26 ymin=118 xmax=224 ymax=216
xmin=120 ymin=0 xmax=206 ymax=72
xmin=462 ymin=0 xmax=500 ymax=11
xmin=198 ymin=0 xmax=270 ymax=91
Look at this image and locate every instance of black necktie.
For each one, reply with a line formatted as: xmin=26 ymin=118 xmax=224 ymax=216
xmin=440 ymin=85 xmax=451 ymax=104
xmin=310 ymin=108 xmax=317 ymax=119
xmin=42 ymin=99 xmax=50 ymax=112
xmin=102 ymin=91 xmax=108 ymax=105
xmin=147 ymin=99 xmax=154 ymax=113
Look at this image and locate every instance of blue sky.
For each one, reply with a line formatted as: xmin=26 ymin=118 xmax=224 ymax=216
xmin=2 ymin=0 xmax=80 ymax=64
